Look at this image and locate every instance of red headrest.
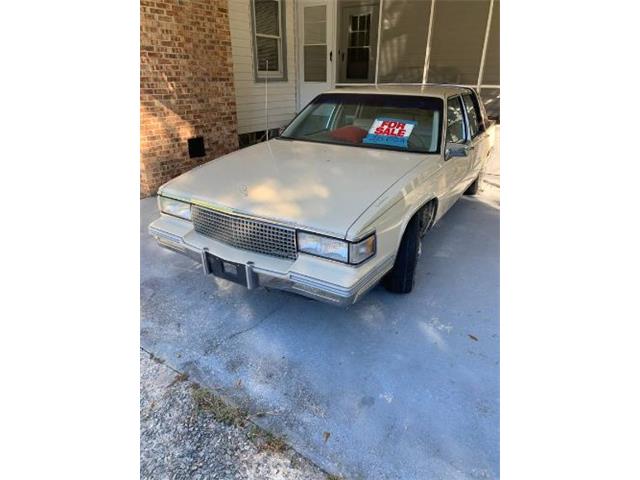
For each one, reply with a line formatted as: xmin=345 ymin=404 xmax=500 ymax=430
xmin=329 ymin=125 xmax=368 ymax=144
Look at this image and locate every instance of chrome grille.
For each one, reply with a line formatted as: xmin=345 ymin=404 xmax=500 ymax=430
xmin=191 ymin=206 xmax=297 ymax=260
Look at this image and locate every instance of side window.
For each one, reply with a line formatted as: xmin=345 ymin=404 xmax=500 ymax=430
xmin=462 ymin=93 xmax=483 ymax=138
xmin=446 ymin=96 xmax=466 ymax=143
xmin=252 ymin=0 xmax=286 ymax=80
xmin=300 ymin=102 xmax=335 ymax=134
xmin=335 ymin=103 xmax=359 ymax=128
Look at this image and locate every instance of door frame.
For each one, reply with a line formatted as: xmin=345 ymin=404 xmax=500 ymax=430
xmin=296 ymin=0 xmax=337 ymax=111
xmin=336 ymin=2 xmax=379 ymax=84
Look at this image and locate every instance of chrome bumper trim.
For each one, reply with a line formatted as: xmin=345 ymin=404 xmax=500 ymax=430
xmin=201 ymin=247 xmax=211 ymax=275
xmin=149 ymin=226 xmax=392 ymax=306
xmin=149 ymin=226 xmax=184 ymax=245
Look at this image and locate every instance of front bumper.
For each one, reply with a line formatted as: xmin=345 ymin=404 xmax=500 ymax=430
xmin=149 ymin=215 xmax=393 ymax=306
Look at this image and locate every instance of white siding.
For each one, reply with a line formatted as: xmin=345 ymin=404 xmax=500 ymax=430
xmin=229 ymin=0 xmax=298 ymax=134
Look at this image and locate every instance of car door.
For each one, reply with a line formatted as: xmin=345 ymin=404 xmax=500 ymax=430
xmin=439 ymin=95 xmax=473 ymax=214
xmin=461 ymin=91 xmax=490 ymax=184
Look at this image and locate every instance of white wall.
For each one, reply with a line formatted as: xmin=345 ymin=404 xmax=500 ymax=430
xmin=228 ymin=0 xmax=298 ymax=134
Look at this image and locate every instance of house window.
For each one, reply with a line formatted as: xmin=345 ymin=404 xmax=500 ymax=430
xmin=252 ymin=0 xmax=286 ymax=80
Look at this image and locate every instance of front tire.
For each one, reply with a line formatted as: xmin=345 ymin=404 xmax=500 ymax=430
xmin=383 ymin=212 xmax=421 ymax=294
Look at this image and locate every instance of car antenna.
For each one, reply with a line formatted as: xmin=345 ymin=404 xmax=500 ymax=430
xmin=263 ymin=60 xmax=275 ymax=159
xmin=265 ymin=59 xmax=269 ymax=141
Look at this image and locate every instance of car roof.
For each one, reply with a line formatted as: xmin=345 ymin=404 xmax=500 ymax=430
xmin=323 ymin=84 xmax=473 ymax=99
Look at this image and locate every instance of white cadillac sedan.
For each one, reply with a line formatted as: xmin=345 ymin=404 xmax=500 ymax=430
xmin=149 ymin=85 xmax=494 ymax=306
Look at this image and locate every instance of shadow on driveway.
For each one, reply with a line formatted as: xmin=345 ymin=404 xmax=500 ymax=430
xmin=141 ymin=194 xmax=499 ymax=480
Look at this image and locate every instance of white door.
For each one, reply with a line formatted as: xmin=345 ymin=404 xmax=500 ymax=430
xmin=298 ymin=0 xmax=335 ymax=110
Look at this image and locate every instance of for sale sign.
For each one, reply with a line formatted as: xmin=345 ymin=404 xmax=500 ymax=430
xmin=362 ymin=117 xmax=417 ymax=148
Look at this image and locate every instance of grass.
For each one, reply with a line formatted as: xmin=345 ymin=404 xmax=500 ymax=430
xmin=191 ymin=384 xmax=248 ymax=427
xmin=190 ymin=384 xmax=292 ymax=454
xmin=247 ymin=425 xmax=287 ymax=453
xmin=261 ymin=431 xmax=287 ymax=453
xmin=168 ymin=371 xmax=189 ymax=388
xmin=188 ymin=383 xmax=344 ymax=478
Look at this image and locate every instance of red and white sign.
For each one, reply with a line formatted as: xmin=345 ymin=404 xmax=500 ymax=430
xmin=369 ymin=119 xmax=414 ymax=138
xmin=363 ymin=117 xmax=417 ymax=147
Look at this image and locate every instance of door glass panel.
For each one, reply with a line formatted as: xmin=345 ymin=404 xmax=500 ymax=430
xmin=306 ymin=23 xmax=326 ymax=44
xmin=304 ymin=45 xmax=327 ymax=82
xmin=304 ymin=5 xmax=326 ymax=43
xmin=304 ymin=5 xmax=327 ymax=82
xmin=378 ymin=0 xmax=431 ymax=83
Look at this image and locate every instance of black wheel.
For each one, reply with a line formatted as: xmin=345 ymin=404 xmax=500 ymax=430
xmin=383 ymin=211 xmax=421 ymax=294
xmin=464 ymin=176 xmax=480 ymax=195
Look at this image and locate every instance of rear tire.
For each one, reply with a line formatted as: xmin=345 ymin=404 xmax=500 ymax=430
xmin=383 ymin=212 xmax=421 ymax=294
xmin=464 ymin=176 xmax=480 ymax=195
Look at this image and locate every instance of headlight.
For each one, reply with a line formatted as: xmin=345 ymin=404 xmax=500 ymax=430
xmin=158 ymin=196 xmax=192 ymax=221
xmin=297 ymin=232 xmax=375 ymax=265
xmin=297 ymin=232 xmax=348 ymax=263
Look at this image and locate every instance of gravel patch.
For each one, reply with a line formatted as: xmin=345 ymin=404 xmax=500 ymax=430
xmin=140 ymin=350 xmax=329 ymax=480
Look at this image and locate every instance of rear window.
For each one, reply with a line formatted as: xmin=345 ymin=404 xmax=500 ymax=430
xmin=280 ymin=93 xmax=444 ymax=154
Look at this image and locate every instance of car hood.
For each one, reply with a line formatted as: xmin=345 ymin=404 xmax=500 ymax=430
xmin=160 ymin=139 xmax=429 ymax=237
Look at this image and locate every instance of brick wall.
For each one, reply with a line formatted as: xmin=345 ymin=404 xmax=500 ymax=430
xmin=140 ymin=0 xmax=239 ymax=197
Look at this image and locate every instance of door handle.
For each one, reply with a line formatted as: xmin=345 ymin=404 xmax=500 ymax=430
xmin=329 ymin=50 xmax=332 ymax=61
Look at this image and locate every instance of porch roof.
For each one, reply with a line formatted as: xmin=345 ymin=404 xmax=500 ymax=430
xmin=327 ymin=84 xmax=472 ymax=99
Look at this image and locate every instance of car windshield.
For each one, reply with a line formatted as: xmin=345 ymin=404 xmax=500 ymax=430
xmin=280 ymin=93 xmax=443 ymax=154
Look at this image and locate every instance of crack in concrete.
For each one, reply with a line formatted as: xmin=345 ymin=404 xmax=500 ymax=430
xmin=210 ymin=301 xmax=287 ymax=352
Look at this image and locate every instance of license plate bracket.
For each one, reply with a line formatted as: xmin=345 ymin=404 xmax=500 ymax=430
xmin=203 ymin=251 xmax=256 ymax=288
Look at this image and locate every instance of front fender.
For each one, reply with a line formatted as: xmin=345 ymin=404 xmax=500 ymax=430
xmin=346 ymin=158 xmax=446 ymax=261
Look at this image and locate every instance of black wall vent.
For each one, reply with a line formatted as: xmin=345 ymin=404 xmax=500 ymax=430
xmin=188 ymin=136 xmax=206 ymax=158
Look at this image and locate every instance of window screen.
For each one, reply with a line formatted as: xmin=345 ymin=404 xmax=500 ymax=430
xmin=428 ymin=0 xmax=491 ymax=84
xmin=378 ymin=0 xmax=431 ymax=83
xmin=482 ymin=0 xmax=499 ymax=85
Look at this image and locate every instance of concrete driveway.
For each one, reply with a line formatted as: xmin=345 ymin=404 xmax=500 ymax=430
xmin=141 ymin=184 xmax=499 ymax=479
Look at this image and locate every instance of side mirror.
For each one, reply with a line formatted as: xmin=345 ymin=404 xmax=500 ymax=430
xmin=444 ymin=142 xmax=469 ymax=161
